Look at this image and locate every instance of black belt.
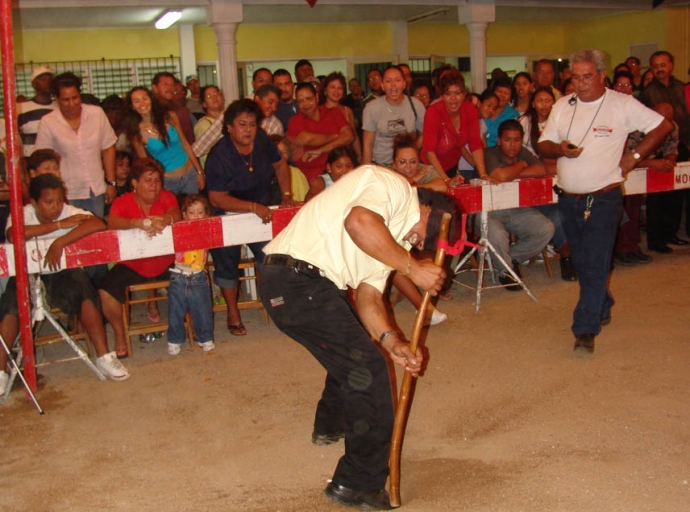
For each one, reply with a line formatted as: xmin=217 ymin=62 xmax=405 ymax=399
xmin=554 ymin=182 xmax=622 ymax=200
xmin=264 ymin=254 xmax=323 ymax=278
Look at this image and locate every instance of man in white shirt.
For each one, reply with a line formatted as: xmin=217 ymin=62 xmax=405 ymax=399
xmin=538 ymin=49 xmax=672 ymax=354
xmin=35 ymin=72 xmax=117 ymax=218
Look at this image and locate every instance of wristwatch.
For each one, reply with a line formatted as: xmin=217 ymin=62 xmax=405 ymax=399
xmin=105 ymin=179 xmax=117 ymax=186
xmin=632 ymin=152 xmax=642 ymax=161
xmin=142 ymin=218 xmax=152 ymax=228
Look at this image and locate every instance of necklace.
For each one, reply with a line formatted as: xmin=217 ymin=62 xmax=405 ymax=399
xmin=235 ymin=144 xmax=254 ymax=172
xmin=565 ymin=90 xmax=607 ymax=148
xmin=142 ymin=124 xmax=159 ymax=136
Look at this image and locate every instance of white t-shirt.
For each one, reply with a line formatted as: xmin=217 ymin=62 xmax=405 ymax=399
xmin=265 ymin=165 xmax=420 ymax=292
xmin=6 ymin=203 xmax=93 ymax=274
xmin=539 ymin=89 xmax=664 ymax=194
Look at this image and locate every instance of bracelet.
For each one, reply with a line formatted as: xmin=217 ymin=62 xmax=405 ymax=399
xmin=402 ymin=251 xmax=412 ymax=275
xmin=282 ymin=191 xmax=291 ymax=196
xmin=197 ymin=171 xmax=204 ymax=176
xmin=379 ymin=330 xmax=398 ymax=346
xmin=57 ymin=219 xmax=61 ymax=229
xmin=166 ymin=213 xmax=174 ymax=226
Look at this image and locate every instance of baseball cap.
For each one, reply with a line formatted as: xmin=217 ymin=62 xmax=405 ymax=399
xmin=185 ymin=74 xmax=199 ymax=84
xmin=31 ymin=66 xmax=54 ymax=82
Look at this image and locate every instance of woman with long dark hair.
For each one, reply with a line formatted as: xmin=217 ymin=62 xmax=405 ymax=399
xmin=122 ymin=86 xmax=204 ymax=195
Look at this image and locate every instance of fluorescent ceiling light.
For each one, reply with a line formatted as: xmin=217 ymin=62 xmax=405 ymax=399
xmin=155 ymin=10 xmax=182 ymax=30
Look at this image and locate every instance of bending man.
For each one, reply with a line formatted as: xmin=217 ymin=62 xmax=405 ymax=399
xmin=260 ymin=164 xmax=455 ymax=510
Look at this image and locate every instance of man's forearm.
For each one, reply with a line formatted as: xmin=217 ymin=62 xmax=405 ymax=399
xmin=537 ymin=140 xmax=564 ymax=159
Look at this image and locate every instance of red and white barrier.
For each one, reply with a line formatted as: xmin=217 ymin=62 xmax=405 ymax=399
xmin=1 ymin=164 xmax=689 ymax=278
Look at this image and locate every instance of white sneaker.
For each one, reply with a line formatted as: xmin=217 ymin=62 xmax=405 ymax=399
xmin=0 ymin=370 xmax=9 ymax=395
xmin=96 ymin=352 xmax=130 ymax=381
xmin=196 ymin=341 xmax=216 ymax=352
xmin=168 ymin=343 xmax=181 ymax=356
xmin=430 ymin=309 xmax=448 ymax=325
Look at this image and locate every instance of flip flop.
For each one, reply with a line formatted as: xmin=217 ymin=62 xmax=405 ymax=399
xmin=147 ymin=307 xmax=161 ymax=323
xmin=228 ymin=323 xmax=246 ymax=336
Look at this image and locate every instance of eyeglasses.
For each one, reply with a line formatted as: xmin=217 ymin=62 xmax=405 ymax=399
xmin=414 ymin=93 xmax=429 ymax=99
xmin=615 ymin=83 xmax=633 ymax=88
xmin=396 ymin=158 xmax=418 ymax=167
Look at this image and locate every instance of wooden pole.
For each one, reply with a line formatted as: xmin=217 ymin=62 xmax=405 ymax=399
xmin=388 ymin=213 xmax=451 ymax=507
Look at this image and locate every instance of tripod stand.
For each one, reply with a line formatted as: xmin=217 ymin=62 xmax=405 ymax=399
xmin=452 ymin=210 xmax=537 ymax=313
xmin=2 ymin=274 xmax=105 ymax=407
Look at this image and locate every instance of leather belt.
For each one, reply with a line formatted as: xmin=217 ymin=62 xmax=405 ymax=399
xmin=264 ymin=254 xmax=323 ymax=278
xmin=555 ymin=182 xmax=622 ymax=200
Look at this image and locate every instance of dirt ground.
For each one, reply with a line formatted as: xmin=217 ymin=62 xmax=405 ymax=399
xmin=1 ymin=248 xmax=689 ymax=512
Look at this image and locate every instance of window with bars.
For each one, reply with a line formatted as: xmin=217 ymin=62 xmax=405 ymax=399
xmin=0 ymin=56 xmax=181 ymax=116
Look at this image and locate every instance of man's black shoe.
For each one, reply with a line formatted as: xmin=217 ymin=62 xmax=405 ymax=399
xmin=630 ymin=250 xmax=652 ymax=264
xmin=312 ymin=431 xmax=345 ymax=446
xmin=649 ymin=244 xmax=673 ymax=254
xmin=511 ymin=259 xmax=523 ymax=278
xmin=560 ymin=256 xmax=578 ymax=280
xmin=669 ymin=235 xmax=689 ymax=246
xmin=614 ymin=252 xmax=637 ymax=266
xmin=574 ymin=333 xmax=595 ymax=353
xmin=498 ymin=273 xmax=521 ymax=291
xmin=324 ymin=482 xmax=395 ymax=510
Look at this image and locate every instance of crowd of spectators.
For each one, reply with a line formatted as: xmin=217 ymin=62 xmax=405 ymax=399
xmin=1 ymin=51 xmax=689 ymax=395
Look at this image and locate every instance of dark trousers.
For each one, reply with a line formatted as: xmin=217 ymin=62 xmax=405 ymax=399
xmin=615 ymin=194 xmax=643 ymax=254
xmin=647 ymin=190 xmax=684 ymax=248
xmin=259 ymin=264 xmax=394 ymax=491
xmin=559 ymin=187 xmax=623 ymax=336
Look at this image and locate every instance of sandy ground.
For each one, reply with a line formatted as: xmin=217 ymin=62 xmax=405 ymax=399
xmin=1 ymin=248 xmax=689 ymax=512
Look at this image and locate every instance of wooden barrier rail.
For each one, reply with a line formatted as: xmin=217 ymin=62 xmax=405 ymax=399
xmin=2 ymin=164 xmax=690 ymax=278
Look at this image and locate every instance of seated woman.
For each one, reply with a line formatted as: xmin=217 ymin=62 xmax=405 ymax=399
xmin=394 ymin=132 xmax=450 ymax=193
xmin=122 ymin=86 xmax=204 ymax=195
xmin=484 ymin=76 xmax=519 ymax=148
xmin=287 ymin=82 xmax=354 ymax=181
xmin=98 ymin=158 xmax=181 ymax=358
xmin=305 ymin=146 xmax=357 ymax=201
xmin=321 ymin=72 xmax=362 ymax=161
xmin=389 ymin=133 xmax=449 ymax=322
xmin=205 ymin=99 xmax=294 ymax=336
xmin=421 ymin=69 xmax=487 ymax=182
xmin=0 ymin=174 xmax=129 ymax=393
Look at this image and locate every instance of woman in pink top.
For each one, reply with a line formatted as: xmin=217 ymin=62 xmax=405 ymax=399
xmin=421 ymin=69 xmax=487 ymax=181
